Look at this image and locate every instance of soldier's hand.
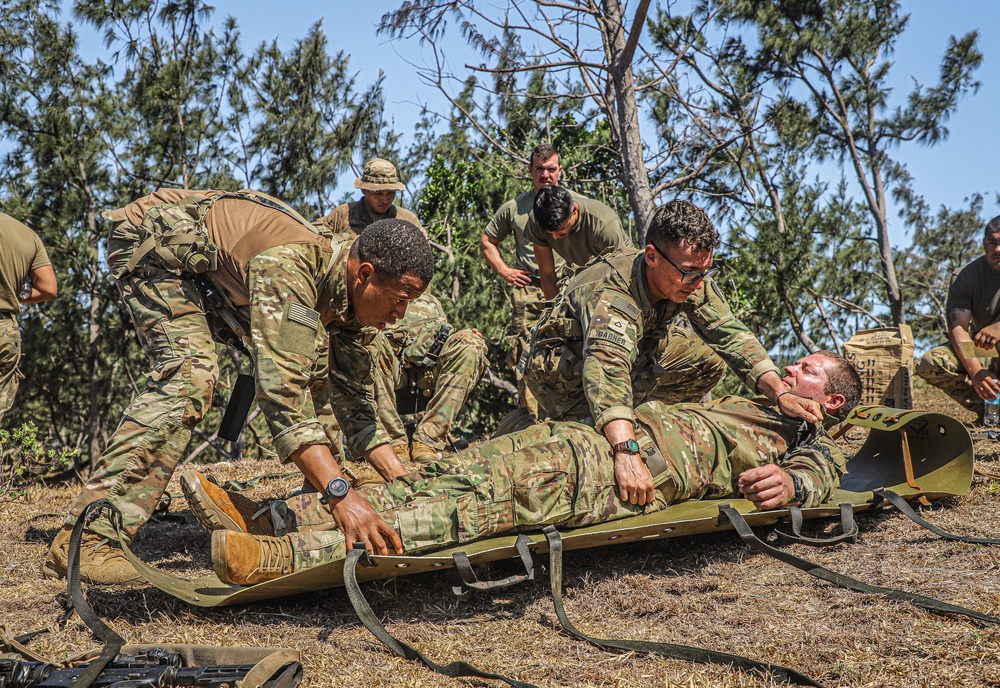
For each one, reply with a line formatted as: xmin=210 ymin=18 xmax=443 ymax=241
xmin=738 ymin=464 xmax=793 ymax=510
xmin=974 ymin=322 xmax=1000 ymax=350
xmin=502 ymin=267 xmax=533 ymax=288
xmin=972 ymin=370 xmax=1000 ymax=401
xmin=330 ymin=491 xmax=403 ymax=556
xmin=614 ymin=452 xmax=655 ymax=506
xmin=776 ymin=393 xmax=824 ymax=424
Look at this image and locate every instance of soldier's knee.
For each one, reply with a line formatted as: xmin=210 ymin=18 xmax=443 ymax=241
xmin=915 ymin=348 xmax=955 ymax=382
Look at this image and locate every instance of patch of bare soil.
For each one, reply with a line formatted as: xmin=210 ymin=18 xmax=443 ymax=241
xmin=3 ymin=382 xmax=1000 ymax=687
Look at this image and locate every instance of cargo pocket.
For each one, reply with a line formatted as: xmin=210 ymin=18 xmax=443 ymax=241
xmin=512 ymin=468 xmax=573 ymax=526
xmin=395 ymin=492 xmax=479 ymax=554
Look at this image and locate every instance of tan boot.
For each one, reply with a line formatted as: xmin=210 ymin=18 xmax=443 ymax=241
xmin=391 ymin=439 xmax=411 ymax=462
xmin=42 ymin=526 xmax=143 ymax=585
xmin=180 ymin=471 xmax=273 ymax=535
xmin=212 ymin=530 xmax=293 ymax=585
xmin=410 ymin=440 xmax=441 ymax=464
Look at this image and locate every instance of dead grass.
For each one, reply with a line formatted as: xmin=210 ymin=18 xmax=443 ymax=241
xmin=4 ymin=382 xmax=1000 ymax=687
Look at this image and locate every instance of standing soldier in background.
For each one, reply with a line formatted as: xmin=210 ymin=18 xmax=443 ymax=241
xmin=0 ymin=209 xmax=58 ymax=424
xmin=917 ymin=215 xmax=1000 ymax=417
xmin=524 ymin=185 xmax=633 ymax=300
xmin=480 ymin=144 xmax=564 ymax=395
xmin=314 ymin=157 xmax=422 ymax=235
xmin=44 ymin=189 xmax=431 ymax=584
xmin=317 ymin=159 xmax=487 ymax=465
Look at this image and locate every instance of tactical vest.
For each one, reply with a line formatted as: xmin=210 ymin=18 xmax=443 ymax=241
xmin=518 ymin=248 xmax=649 ymax=420
xmin=103 ymin=190 xmax=320 ymax=280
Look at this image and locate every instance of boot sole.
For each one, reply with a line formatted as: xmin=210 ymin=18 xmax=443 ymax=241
xmin=211 ymin=530 xmax=236 ymax=584
xmin=181 ymin=472 xmax=244 ymax=533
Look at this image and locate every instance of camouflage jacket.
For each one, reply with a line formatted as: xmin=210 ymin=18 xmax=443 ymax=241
xmin=520 ymin=247 xmax=780 ymax=430
xmin=381 ymin=291 xmax=451 ymax=366
xmin=635 ymin=396 xmax=846 ymax=508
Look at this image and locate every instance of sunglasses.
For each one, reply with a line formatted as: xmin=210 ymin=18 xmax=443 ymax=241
xmin=651 ymin=243 xmax=719 ymax=284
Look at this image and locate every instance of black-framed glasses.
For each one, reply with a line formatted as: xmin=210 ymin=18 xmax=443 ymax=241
xmin=651 ymin=243 xmax=719 ymax=284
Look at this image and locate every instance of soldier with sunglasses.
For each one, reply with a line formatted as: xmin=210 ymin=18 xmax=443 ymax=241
xmin=516 ymin=200 xmax=824 ymax=506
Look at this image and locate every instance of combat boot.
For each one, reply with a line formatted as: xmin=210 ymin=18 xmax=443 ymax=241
xmin=212 ymin=530 xmax=293 ymax=585
xmin=391 ymin=439 xmax=411 ymax=462
xmin=41 ymin=526 xmax=143 ymax=585
xmin=410 ymin=440 xmax=441 ymax=464
xmin=180 ymin=471 xmax=274 ymax=536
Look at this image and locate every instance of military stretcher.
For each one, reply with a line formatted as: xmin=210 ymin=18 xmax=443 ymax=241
xmin=93 ymin=405 xmax=975 ymax=608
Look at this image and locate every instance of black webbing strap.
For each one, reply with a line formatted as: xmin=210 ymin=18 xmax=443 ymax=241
xmin=775 ymin=504 xmax=858 ymax=547
xmin=541 ymin=527 xmax=824 ymax=687
xmin=66 ymin=500 xmax=127 ymax=687
xmin=343 ymin=544 xmax=539 ymax=688
xmin=452 ymin=534 xmax=535 ymax=596
xmin=718 ymin=504 xmax=1000 ymax=626
xmin=874 ymin=489 xmax=1000 ymax=545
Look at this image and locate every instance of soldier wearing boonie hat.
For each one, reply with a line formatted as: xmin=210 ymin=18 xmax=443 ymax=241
xmin=314 ymin=158 xmax=419 ymax=235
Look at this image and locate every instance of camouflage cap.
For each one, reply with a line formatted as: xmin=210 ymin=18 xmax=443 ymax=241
xmin=354 ymin=158 xmax=407 ymax=192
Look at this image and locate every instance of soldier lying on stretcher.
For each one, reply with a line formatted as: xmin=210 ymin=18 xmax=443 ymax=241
xmin=182 ymin=351 xmax=863 ymax=585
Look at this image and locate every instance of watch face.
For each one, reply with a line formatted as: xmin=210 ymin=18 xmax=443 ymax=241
xmin=321 ymin=477 xmax=350 ymax=503
xmin=626 ymin=439 xmax=640 ymax=452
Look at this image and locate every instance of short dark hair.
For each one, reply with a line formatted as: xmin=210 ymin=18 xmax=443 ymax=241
xmin=530 ymin=143 xmax=559 ymax=167
xmin=647 ymin=200 xmax=720 ymax=251
xmin=816 ymin=350 xmax=863 ymax=421
xmin=350 ymin=218 xmax=434 ymax=284
xmin=985 ymin=215 xmax=1000 ymax=238
xmin=533 ymin=186 xmax=574 ymax=233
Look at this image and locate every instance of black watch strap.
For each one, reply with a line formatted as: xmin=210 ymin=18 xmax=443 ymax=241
xmin=319 ymin=477 xmax=351 ymax=504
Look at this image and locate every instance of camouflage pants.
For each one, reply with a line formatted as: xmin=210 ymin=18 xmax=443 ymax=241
xmin=641 ymin=316 xmax=726 ymax=404
xmin=372 ymin=329 xmax=488 ymax=450
xmin=263 ymin=398 xmax=800 ymax=572
xmin=0 ymin=315 xmax=21 ymax=424
xmin=508 ymin=285 xmax=546 ymax=415
xmin=916 ymin=343 xmax=998 ymax=412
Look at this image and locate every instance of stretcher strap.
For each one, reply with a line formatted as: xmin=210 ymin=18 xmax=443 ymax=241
xmin=776 ymin=504 xmax=858 ymax=547
xmin=540 ymin=527 xmax=825 ymax=688
xmin=66 ymin=500 xmax=126 ymax=687
xmin=718 ymin=504 xmax=1000 ymax=625
xmin=874 ymin=489 xmax=1000 ymax=545
xmin=452 ymin=534 xmax=535 ymax=595
xmin=343 ymin=544 xmax=539 ymax=688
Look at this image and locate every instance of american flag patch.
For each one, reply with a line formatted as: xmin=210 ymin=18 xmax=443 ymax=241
xmin=611 ymin=296 xmax=640 ymax=320
xmin=287 ymin=302 xmax=319 ymax=329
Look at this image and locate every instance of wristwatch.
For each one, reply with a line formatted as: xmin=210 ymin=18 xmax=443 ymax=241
xmin=319 ymin=476 xmax=351 ymax=504
xmin=611 ymin=439 xmax=640 ymax=455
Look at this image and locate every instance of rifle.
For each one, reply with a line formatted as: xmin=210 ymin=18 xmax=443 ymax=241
xmin=0 ymin=649 xmax=301 ymax=688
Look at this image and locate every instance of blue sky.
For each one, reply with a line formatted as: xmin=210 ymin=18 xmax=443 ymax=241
xmin=66 ymin=1 xmax=999 ymax=246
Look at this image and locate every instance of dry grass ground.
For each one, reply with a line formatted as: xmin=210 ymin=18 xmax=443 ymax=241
xmin=4 ymin=381 xmax=1000 ymax=687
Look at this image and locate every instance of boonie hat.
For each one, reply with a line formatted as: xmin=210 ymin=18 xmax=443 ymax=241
xmin=354 ymin=158 xmax=407 ymax=192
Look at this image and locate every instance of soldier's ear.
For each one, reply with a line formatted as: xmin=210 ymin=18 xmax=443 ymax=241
xmin=824 ymin=392 xmax=846 ymax=413
xmin=358 ymin=262 xmax=376 ymax=284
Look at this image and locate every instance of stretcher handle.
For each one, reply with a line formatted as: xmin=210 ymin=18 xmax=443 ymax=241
xmin=775 ymin=504 xmax=858 ymax=547
xmin=451 ymin=534 xmax=536 ymax=596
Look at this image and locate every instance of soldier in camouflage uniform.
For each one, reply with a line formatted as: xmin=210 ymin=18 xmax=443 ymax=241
xmin=200 ymin=351 xmax=860 ymax=584
xmin=315 ymin=159 xmax=487 ymax=463
xmin=0 ymin=211 xmax=58 ymax=423
xmin=515 ymin=200 xmax=825 ymax=508
xmin=917 ymin=215 xmax=1000 ymax=414
xmin=43 ymin=189 xmax=432 ymax=584
xmin=373 ymin=292 xmax=487 ymax=463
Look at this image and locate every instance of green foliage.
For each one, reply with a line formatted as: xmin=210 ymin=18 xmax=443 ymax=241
xmin=0 ymin=422 xmax=79 ymax=501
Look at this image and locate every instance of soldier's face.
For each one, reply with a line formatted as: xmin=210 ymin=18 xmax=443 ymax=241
xmin=644 ymin=239 xmax=713 ymax=304
xmin=530 ymin=154 xmax=562 ymax=192
xmin=984 ymin=231 xmax=1000 ymax=272
xmin=350 ymin=262 xmax=427 ymax=329
xmin=783 ymin=353 xmax=838 ymax=407
xmin=362 ymin=189 xmax=397 ymax=215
